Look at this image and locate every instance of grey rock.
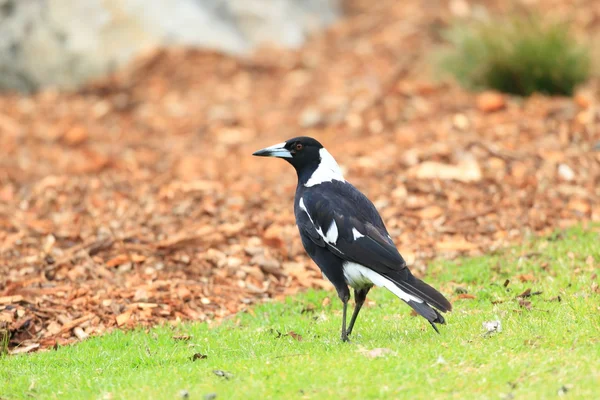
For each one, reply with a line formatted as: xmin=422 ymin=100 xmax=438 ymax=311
xmin=0 ymin=0 xmax=341 ymax=92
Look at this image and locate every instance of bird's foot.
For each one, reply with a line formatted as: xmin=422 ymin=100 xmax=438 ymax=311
xmin=341 ymin=333 xmax=351 ymax=342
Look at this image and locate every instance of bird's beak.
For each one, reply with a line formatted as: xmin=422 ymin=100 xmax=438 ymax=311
xmin=252 ymin=142 xmax=293 ymax=158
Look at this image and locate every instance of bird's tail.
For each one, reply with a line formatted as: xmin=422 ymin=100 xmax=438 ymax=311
xmin=385 ymin=271 xmax=452 ymax=333
xmin=353 ymin=266 xmax=452 ymax=333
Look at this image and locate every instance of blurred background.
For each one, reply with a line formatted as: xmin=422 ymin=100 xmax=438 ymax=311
xmin=0 ymin=0 xmax=599 ymax=349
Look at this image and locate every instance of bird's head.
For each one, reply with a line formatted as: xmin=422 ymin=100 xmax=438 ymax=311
xmin=252 ymin=136 xmax=324 ymax=170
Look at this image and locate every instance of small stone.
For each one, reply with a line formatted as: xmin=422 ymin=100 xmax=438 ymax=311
xmin=558 ymin=164 xmax=575 ymax=181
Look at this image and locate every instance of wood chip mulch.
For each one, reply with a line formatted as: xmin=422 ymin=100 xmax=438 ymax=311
xmin=1 ymin=0 xmax=599 ymax=353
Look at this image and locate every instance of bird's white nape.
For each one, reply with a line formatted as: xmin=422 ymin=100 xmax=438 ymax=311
xmin=305 ymin=148 xmax=345 ymax=187
xmin=343 ymin=261 xmax=423 ymax=303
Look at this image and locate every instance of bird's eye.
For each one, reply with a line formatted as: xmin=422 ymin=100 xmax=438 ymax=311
xmin=295 ymin=143 xmax=303 ymax=151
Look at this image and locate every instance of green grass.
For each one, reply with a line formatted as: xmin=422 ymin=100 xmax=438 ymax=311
xmin=1 ymin=226 xmax=599 ymax=399
xmin=437 ymin=15 xmax=590 ymax=96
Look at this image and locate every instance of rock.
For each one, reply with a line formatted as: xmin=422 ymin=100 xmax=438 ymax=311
xmin=0 ymin=0 xmax=340 ymax=92
xmin=558 ymin=163 xmax=575 ymax=181
xmin=476 ymin=91 xmax=506 ymax=113
xmin=410 ymin=156 xmax=482 ymax=183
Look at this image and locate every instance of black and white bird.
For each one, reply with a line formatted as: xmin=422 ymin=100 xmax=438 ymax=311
xmin=253 ymin=137 xmax=452 ymax=341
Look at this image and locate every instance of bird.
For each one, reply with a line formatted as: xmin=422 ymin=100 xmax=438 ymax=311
xmin=253 ymin=136 xmax=452 ymax=341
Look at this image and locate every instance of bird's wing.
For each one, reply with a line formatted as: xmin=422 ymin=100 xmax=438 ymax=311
xmin=298 ymin=182 xmax=407 ymax=273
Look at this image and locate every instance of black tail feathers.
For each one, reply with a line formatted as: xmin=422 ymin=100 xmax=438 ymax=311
xmin=387 ymin=272 xmax=452 ymax=333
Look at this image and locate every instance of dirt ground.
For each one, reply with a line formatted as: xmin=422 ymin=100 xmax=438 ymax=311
xmin=1 ymin=0 xmax=599 ymax=353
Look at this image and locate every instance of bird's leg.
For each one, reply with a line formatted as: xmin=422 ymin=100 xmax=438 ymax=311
xmin=337 ymin=288 xmax=351 ymax=342
xmin=347 ymin=287 xmax=371 ymax=337
xmin=341 ymin=299 xmax=349 ymax=342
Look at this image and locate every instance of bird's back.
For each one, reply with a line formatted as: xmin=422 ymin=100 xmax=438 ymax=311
xmin=296 ymin=180 xmax=388 ymax=234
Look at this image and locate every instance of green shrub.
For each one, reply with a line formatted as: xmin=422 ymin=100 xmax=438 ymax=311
xmin=437 ymin=15 xmax=590 ymax=96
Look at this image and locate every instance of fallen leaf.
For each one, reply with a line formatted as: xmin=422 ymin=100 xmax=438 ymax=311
xmin=263 ymin=224 xmax=285 ymax=249
xmin=9 ymin=343 xmax=40 ymax=355
xmin=192 ymin=353 xmax=207 ymax=361
xmin=287 ymin=331 xmax=303 ymax=341
xmin=517 ymin=274 xmax=535 ymax=282
xmin=116 ymin=310 xmax=132 ymax=327
xmin=62 ymin=125 xmax=88 ymax=146
xmin=106 ymin=254 xmax=130 ymax=268
xmin=0 ymin=295 xmax=23 ymax=305
xmin=73 ymin=327 xmax=89 ymax=340
xmin=518 ymin=299 xmax=532 ymax=310
xmin=418 ymin=205 xmax=444 ymax=219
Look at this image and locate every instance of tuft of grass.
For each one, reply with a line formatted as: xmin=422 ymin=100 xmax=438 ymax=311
xmin=0 ymin=226 xmax=599 ymax=399
xmin=0 ymin=324 xmax=8 ymax=357
xmin=437 ymin=15 xmax=591 ymax=96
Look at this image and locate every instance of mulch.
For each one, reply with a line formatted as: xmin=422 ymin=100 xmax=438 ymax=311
xmin=1 ymin=0 xmax=599 ymax=353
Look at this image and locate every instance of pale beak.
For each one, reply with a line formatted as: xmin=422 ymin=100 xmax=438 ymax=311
xmin=252 ymin=142 xmax=293 ymax=158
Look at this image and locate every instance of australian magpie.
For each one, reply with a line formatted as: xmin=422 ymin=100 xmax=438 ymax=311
xmin=253 ymin=137 xmax=452 ymax=341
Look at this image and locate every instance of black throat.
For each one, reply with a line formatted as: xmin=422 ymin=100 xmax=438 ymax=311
xmin=294 ymin=160 xmax=320 ymax=187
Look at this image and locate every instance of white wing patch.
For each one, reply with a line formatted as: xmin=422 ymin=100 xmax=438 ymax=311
xmin=352 ymin=228 xmax=364 ymax=240
xmin=343 ymin=262 xmax=423 ymax=303
xmin=305 ymin=149 xmax=345 ymax=187
xmin=299 ymin=197 xmax=339 ymax=247
xmin=325 ymin=220 xmax=338 ymax=244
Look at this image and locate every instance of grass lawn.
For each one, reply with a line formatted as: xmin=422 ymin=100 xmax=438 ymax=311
xmin=1 ymin=226 xmax=599 ymax=399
